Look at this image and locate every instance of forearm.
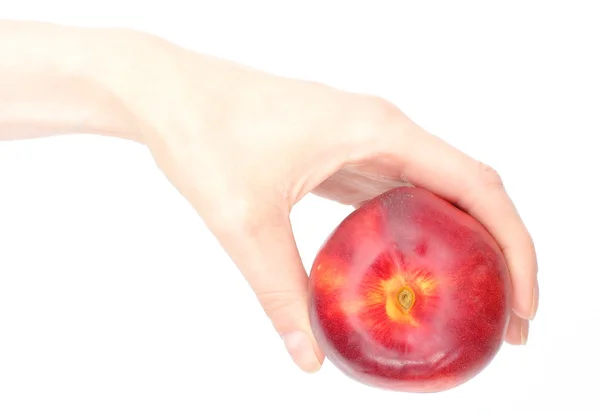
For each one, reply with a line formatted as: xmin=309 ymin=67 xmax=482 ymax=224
xmin=0 ymin=20 xmax=145 ymax=142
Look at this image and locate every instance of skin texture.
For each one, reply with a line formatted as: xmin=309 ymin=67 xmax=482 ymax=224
xmin=309 ymin=187 xmax=511 ymax=392
xmin=1 ymin=20 xmax=537 ymax=374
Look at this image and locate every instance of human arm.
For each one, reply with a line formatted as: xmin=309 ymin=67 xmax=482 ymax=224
xmin=0 ymin=20 xmax=538 ymax=372
xmin=0 ymin=20 xmax=144 ymax=141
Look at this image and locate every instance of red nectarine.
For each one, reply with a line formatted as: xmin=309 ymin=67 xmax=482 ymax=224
xmin=308 ymin=187 xmax=511 ymax=392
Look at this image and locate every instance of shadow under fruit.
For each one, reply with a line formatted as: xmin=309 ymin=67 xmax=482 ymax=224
xmin=308 ymin=187 xmax=511 ymax=392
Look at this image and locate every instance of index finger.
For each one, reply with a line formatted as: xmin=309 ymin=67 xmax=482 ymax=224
xmin=381 ymin=122 xmax=538 ymax=321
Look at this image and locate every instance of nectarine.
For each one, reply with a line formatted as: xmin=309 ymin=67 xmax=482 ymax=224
xmin=308 ymin=187 xmax=511 ymax=392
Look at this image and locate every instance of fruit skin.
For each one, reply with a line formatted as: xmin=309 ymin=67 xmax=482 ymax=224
xmin=308 ymin=187 xmax=511 ymax=392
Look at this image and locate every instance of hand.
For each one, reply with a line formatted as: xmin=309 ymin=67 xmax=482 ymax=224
xmin=117 ymin=32 xmax=538 ymax=373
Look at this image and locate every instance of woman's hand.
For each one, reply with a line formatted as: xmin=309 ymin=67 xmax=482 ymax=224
xmin=116 ymin=34 xmax=538 ymax=373
xmin=0 ymin=21 xmax=537 ymax=373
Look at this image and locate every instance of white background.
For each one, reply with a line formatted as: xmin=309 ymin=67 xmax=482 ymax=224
xmin=1 ymin=1 xmax=598 ymax=412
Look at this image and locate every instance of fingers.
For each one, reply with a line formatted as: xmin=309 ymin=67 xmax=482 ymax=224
xmin=380 ymin=121 xmax=538 ymax=323
xmin=505 ymin=312 xmax=529 ymax=345
xmin=210 ymin=204 xmax=324 ymax=373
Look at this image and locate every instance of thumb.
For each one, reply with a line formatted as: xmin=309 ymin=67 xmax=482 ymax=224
xmin=212 ymin=205 xmax=324 ymax=373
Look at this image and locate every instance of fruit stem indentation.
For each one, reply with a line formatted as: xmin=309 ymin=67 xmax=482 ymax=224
xmin=397 ymin=286 xmax=415 ymax=312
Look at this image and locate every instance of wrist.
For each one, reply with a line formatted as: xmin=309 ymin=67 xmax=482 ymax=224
xmin=80 ymin=26 xmax=210 ymax=148
xmin=0 ymin=21 xmax=158 ymax=143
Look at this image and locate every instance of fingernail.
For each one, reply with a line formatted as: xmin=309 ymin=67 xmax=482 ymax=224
xmin=281 ymin=331 xmax=321 ymax=373
xmin=529 ymin=282 xmax=539 ymax=320
xmin=520 ymin=320 xmax=529 ymax=345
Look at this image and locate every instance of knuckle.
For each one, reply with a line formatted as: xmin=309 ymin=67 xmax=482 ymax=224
xmin=476 ymin=162 xmax=504 ymax=188
xmin=255 ymin=290 xmax=306 ymax=330
xmin=361 ymin=95 xmax=403 ymax=125
xmin=348 ymin=95 xmax=407 ymax=141
xmin=256 ymin=290 xmax=304 ymax=313
xmin=363 ymin=95 xmax=399 ymax=116
xmin=461 ymin=162 xmax=505 ymax=212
